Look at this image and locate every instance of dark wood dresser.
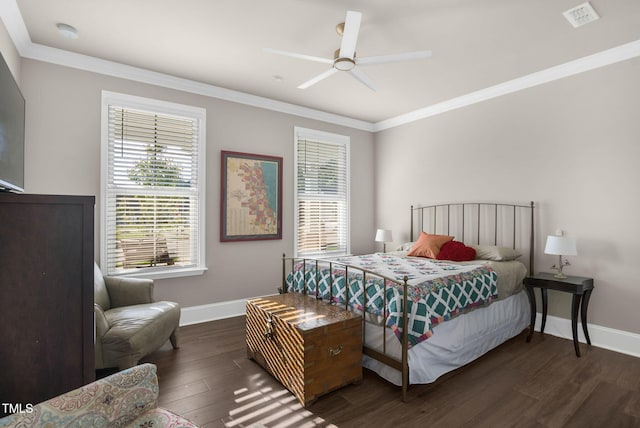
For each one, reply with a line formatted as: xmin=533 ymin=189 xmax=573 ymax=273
xmin=0 ymin=193 xmax=95 ymax=416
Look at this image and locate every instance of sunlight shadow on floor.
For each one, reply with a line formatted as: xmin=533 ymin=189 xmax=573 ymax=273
xmin=222 ymin=373 xmax=337 ymax=428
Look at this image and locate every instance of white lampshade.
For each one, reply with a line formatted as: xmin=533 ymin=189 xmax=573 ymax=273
xmin=544 ymin=235 xmax=577 ymax=256
xmin=375 ymin=229 xmax=393 ymax=243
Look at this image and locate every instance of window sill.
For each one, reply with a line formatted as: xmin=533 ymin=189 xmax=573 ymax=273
xmin=110 ymin=266 xmax=208 ymax=281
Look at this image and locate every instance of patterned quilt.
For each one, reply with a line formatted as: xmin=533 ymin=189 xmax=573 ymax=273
xmin=286 ymin=253 xmax=498 ymax=348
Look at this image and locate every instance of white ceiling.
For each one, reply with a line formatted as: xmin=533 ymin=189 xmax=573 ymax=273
xmin=4 ymin=0 xmax=640 ymax=126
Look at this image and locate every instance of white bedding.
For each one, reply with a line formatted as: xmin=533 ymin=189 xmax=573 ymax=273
xmin=386 ymin=250 xmax=527 ymax=299
xmin=362 ymin=289 xmax=530 ymax=385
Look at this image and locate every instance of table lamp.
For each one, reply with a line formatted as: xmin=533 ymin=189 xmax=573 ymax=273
xmin=544 ymin=235 xmax=577 ymax=279
xmin=375 ymin=229 xmax=393 ymax=253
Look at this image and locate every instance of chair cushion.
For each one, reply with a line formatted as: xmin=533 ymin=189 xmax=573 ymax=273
xmin=102 ymin=301 xmax=180 ymax=365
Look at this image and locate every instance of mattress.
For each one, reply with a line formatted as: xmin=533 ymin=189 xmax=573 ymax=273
xmin=458 ymin=259 xmax=527 ymax=298
xmin=362 ymin=289 xmax=530 ymax=385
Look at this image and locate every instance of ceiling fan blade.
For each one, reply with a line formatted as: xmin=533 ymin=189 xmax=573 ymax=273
xmin=349 ymin=67 xmax=378 ymax=91
xmin=339 ymin=11 xmax=362 ymax=59
xmin=263 ymin=48 xmax=333 ymax=65
xmin=357 ymin=50 xmax=433 ymax=65
xmin=298 ymin=68 xmax=338 ymax=89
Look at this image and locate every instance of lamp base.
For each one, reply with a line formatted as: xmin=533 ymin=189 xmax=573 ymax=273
xmin=550 ymin=255 xmax=571 ymax=279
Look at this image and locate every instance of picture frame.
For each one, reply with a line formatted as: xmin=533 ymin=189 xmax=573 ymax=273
xmin=220 ymin=150 xmax=283 ymax=242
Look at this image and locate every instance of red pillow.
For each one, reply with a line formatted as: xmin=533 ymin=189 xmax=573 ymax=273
xmin=436 ymin=241 xmax=476 ymax=262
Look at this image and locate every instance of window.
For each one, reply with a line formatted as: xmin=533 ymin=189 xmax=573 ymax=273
xmin=101 ymin=92 xmax=206 ymax=278
xmin=294 ymin=127 xmax=350 ymax=257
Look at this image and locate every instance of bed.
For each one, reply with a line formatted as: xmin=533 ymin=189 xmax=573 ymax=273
xmin=282 ymin=202 xmax=535 ymax=401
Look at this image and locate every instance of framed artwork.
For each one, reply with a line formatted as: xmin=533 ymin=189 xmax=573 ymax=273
xmin=221 ymin=151 xmax=283 ymax=242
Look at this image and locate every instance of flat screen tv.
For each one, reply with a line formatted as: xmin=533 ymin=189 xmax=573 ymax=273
xmin=0 ymin=52 xmax=25 ymax=193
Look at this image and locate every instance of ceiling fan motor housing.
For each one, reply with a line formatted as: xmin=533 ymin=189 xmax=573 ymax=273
xmin=333 ymin=48 xmax=355 ymax=71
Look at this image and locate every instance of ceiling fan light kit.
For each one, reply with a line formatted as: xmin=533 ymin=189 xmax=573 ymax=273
xmin=333 ymin=49 xmax=355 ymax=71
xmin=265 ymin=10 xmax=432 ymax=91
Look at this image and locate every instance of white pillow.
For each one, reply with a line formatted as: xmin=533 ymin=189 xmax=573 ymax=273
xmin=395 ymin=242 xmax=416 ymax=252
xmin=470 ymin=245 xmax=521 ymax=261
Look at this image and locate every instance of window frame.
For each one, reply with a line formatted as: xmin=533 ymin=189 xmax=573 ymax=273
xmin=100 ymin=91 xmax=207 ymax=279
xmin=294 ymin=126 xmax=350 ymax=258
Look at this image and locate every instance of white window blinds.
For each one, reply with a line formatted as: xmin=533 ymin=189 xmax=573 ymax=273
xmin=294 ymin=128 xmax=350 ymax=257
xmin=102 ymin=92 xmax=205 ymax=277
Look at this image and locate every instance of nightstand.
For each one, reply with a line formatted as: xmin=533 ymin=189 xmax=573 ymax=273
xmin=524 ymin=272 xmax=594 ymax=357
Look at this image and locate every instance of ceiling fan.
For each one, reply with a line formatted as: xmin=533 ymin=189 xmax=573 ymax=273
xmin=264 ymin=11 xmax=432 ymax=91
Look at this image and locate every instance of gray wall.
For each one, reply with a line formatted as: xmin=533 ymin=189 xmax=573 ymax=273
xmin=18 ymin=58 xmax=375 ymax=307
xmin=375 ymin=58 xmax=640 ymax=334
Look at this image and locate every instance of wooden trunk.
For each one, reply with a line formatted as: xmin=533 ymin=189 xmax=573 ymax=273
xmin=246 ymin=293 xmax=362 ymax=406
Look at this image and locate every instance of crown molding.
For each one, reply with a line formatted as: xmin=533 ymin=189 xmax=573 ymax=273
xmin=0 ymin=0 xmax=30 ymax=53
xmin=2 ymin=0 xmax=639 ymax=134
xmin=20 ymin=42 xmax=375 ymax=132
xmin=0 ymin=1 xmax=374 ymax=132
xmin=374 ymin=39 xmax=640 ymax=132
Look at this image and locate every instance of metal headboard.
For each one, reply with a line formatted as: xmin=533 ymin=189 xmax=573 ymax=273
xmin=410 ymin=202 xmax=535 ymax=274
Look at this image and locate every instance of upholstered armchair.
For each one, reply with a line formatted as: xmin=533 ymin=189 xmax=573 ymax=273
xmin=94 ymin=263 xmax=181 ymax=370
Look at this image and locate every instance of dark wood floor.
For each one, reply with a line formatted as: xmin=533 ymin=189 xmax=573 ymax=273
xmin=142 ymin=316 xmax=640 ymax=428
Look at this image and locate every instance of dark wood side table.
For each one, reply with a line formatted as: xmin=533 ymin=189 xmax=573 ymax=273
xmin=524 ymin=272 xmax=594 ymax=357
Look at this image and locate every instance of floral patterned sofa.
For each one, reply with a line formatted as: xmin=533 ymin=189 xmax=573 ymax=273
xmin=0 ymin=363 xmax=197 ymax=427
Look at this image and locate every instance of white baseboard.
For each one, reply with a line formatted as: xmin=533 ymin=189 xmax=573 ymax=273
xmin=180 ymin=298 xmax=248 ymax=326
xmin=180 ymin=295 xmax=274 ymax=326
xmin=180 ymin=300 xmax=640 ymax=359
xmin=533 ymin=313 xmax=640 ymax=358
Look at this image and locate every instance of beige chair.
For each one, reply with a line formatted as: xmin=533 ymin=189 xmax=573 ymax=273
xmin=94 ymin=263 xmax=180 ymax=370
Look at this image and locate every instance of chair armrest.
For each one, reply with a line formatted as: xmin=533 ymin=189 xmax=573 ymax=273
xmin=94 ymin=303 xmax=109 ymax=369
xmin=94 ymin=303 xmax=110 ymax=338
xmin=104 ymin=276 xmax=154 ymax=307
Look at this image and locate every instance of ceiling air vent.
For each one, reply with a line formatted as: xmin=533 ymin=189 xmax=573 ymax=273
xmin=563 ymin=2 xmax=600 ymax=28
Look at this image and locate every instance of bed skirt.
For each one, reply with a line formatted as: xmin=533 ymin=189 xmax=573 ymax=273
xmin=362 ymin=289 xmax=530 ymax=386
